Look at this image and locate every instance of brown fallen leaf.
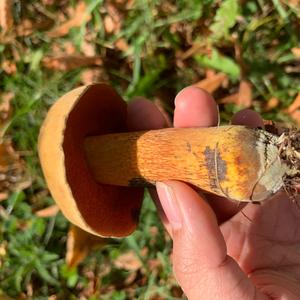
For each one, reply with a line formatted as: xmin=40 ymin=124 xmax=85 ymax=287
xmin=50 ymin=41 xmax=76 ymax=57
xmin=42 ymin=55 xmax=102 ymax=71
xmin=115 ymin=38 xmax=129 ymax=52
xmin=80 ymin=69 xmax=102 ymax=85
xmin=264 ymin=97 xmax=279 ymax=111
xmin=35 ymin=204 xmax=59 ymax=217
xmin=0 ymin=192 xmax=8 ymax=201
xmin=171 ymin=285 xmax=184 ymax=298
xmin=0 ymin=0 xmax=13 ymax=33
xmin=193 ymin=72 xmax=227 ymax=94
xmin=147 ymin=258 xmax=162 ymax=272
xmin=149 ymin=295 xmax=165 ymax=300
xmin=66 ymin=225 xmax=108 ymax=268
xmin=290 ymin=110 xmax=300 ymax=125
xmin=48 ymin=1 xmax=91 ymax=38
xmin=205 ymin=69 xmax=217 ymax=78
xmin=217 ymin=93 xmax=239 ymax=104
xmin=0 ymin=91 xmax=13 ymax=127
xmin=81 ymin=40 xmax=96 ymax=56
xmin=0 ymin=140 xmax=19 ymax=170
xmin=42 ymin=0 xmax=55 ymax=5
xmin=0 ymin=139 xmax=29 ymax=198
xmin=285 ymin=65 xmax=300 ymax=73
xmin=1 ymin=60 xmax=16 ymax=74
xmin=103 ymin=3 xmax=122 ymax=35
xmin=285 ymin=0 xmax=300 ymax=6
xmin=287 ymin=93 xmax=300 ymax=113
xmin=177 ymin=42 xmax=210 ymax=60
xmin=104 ymin=15 xmax=115 ymax=34
xmin=292 ymin=47 xmax=300 ymax=59
xmin=16 ymin=17 xmax=54 ymax=37
xmin=237 ymin=80 xmax=252 ymax=107
xmin=114 ymin=250 xmax=142 ymax=271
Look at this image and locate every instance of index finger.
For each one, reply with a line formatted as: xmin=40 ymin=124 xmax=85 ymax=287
xmin=174 ymin=86 xmax=219 ymax=127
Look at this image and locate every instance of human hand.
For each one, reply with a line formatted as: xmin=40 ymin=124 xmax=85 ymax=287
xmin=128 ymin=87 xmax=300 ymax=300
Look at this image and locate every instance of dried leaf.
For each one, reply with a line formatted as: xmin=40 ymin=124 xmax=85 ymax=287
xmin=81 ymin=40 xmax=96 ymax=56
xmin=0 ymin=139 xmax=28 ymax=197
xmin=287 ymin=93 xmax=300 ymax=113
xmin=103 ymin=3 xmax=122 ymax=35
xmin=149 ymin=295 xmax=165 ymax=300
xmin=80 ymin=69 xmax=102 ymax=85
xmin=114 ymin=250 xmax=142 ymax=271
xmin=264 ymin=97 xmax=279 ymax=111
xmin=0 ymin=91 xmax=13 ymax=126
xmin=179 ymin=43 xmax=210 ymax=60
xmin=217 ymin=93 xmax=239 ymax=104
xmin=16 ymin=17 xmax=54 ymax=37
xmin=0 ymin=0 xmax=13 ymax=33
xmin=237 ymin=80 xmax=252 ymax=107
xmin=285 ymin=65 xmax=300 ymax=73
xmin=0 ymin=140 xmax=18 ymax=170
xmin=147 ymin=258 xmax=162 ymax=272
xmin=103 ymin=15 xmax=115 ymax=34
xmin=36 ymin=204 xmax=59 ymax=217
xmin=205 ymin=69 xmax=216 ymax=78
xmin=0 ymin=192 xmax=8 ymax=201
xmin=66 ymin=225 xmax=108 ymax=268
xmin=290 ymin=110 xmax=300 ymax=125
xmin=0 ymin=241 xmax=6 ymax=256
xmin=115 ymin=38 xmax=129 ymax=52
xmin=42 ymin=55 xmax=102 ymax=71
xmin=42 ymin=0 xmax=55 ymax=5
xmin=1 ymin=60 xmax=16 ymax=74
xmin=50 ymin=41 xmax=76 ymax=57
xmin=48 ymin=1 xmax=90 ymax=38
xmin=292 ymin=47 xmax=300 ymax=59
xmin=193 ymin=72 xmax=227 ymax=94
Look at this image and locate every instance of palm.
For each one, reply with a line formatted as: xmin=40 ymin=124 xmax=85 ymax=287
xmin=221 ymin=193 xmax=300 ymax=296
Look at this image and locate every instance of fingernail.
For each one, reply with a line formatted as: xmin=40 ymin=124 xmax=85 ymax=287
xmin=156 ymin=182 xmax=182 ymax=231
xmin=174 ymin=87 xmax=188 ymax=106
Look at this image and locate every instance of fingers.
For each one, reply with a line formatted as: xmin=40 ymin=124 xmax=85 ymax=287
xmin=127 ymin=97 xmax=167 ymax=131
xmin=174 ymin=86 xmax=219 ymax=128
xmin=156 ymin=181 xmax=267 ymax=300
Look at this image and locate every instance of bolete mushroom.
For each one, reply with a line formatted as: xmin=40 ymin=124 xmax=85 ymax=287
xmin=39 ymin=83 xmax=300 ymax=237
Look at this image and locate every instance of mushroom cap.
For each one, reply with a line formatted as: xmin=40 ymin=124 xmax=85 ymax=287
xmin=38 ymin=83 xmax=144 ymax=237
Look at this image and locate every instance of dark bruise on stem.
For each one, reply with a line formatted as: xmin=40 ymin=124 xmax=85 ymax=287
xmin=203 ymin=146 xmax=227 ymax=193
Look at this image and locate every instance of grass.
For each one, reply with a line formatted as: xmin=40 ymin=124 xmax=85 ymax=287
xmin=0 ymin=0 xmax=300 ymax=299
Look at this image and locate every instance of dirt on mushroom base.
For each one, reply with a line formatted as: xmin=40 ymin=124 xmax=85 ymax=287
xmin=277 ymin=129 xmax=300 ymax=199
xmin=262 ymin=121 xmax=300 ymax=200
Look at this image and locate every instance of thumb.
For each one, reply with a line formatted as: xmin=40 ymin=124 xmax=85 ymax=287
xmin=156 ymin=181 xmax=267 ymax=300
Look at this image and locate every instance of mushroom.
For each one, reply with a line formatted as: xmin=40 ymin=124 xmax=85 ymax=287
xmin=39 ymin=83 xmax=295 ymax=238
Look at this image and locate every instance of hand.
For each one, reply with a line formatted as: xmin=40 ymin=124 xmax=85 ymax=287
xmin=128 ymin=87 xmax=300 ymax=300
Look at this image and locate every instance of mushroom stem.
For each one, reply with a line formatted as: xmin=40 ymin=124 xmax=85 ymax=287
xmin=84 ymin=125 xmax=286 ymax=202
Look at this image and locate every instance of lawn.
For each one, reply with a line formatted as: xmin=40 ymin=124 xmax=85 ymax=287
xmin=0 ymin=0 xmax=300 ymax=299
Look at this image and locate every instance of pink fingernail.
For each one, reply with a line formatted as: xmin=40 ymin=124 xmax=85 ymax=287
xmin=156 ymin=182 xmax=182 ymax=231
